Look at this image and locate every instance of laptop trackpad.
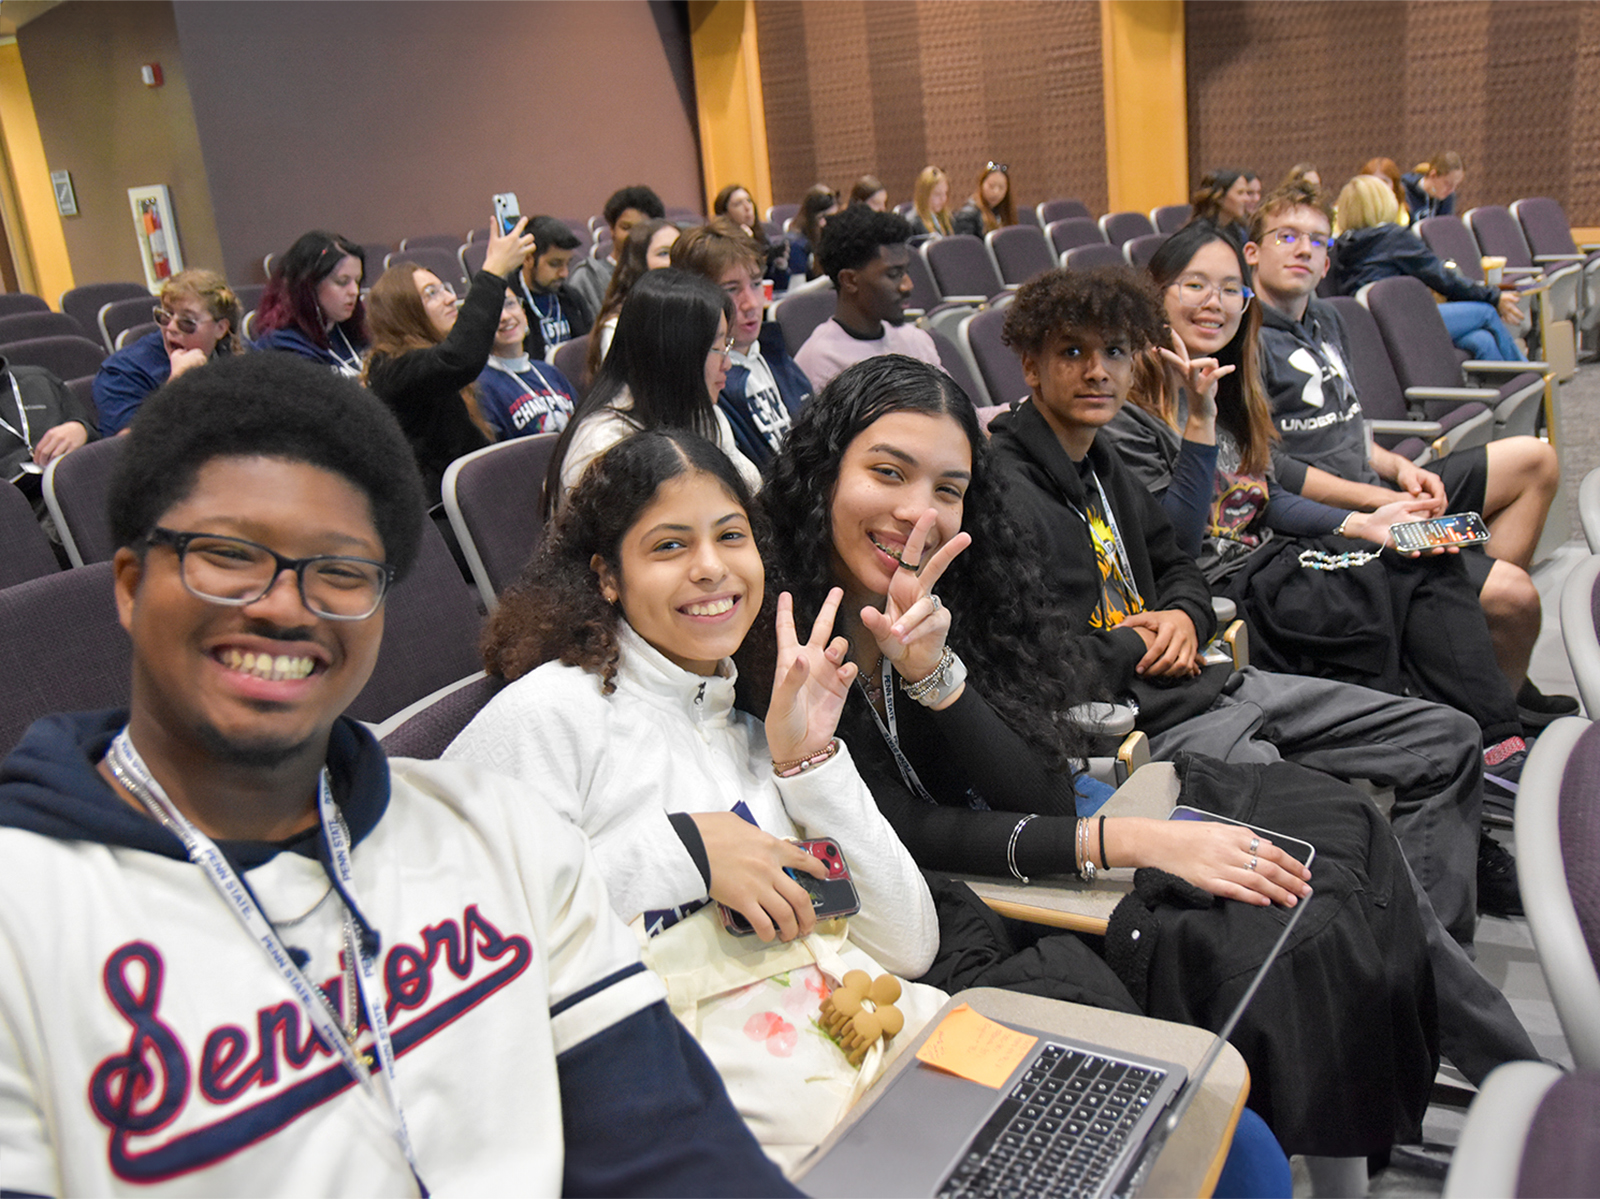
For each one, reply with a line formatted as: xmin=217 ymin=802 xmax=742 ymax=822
xmin=800 ymin=1062 xmax=998 ymax=1198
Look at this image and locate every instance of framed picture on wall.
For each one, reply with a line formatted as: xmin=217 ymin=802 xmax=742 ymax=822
xmin=127 ymin=185 xmax=183 ymax=291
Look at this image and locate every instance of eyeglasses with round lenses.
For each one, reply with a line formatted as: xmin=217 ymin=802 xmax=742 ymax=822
xmin=421 ymin=281 xmax=457 ymax=303
xmin=1265 ymin=227 xmax=1331 ymax=252
xmin=145 ymin=527 xmax=394 ymax=621
xmin=1170 ymin=275 xmax=1253 ymax=312
xmin=152 ymin=307 xmax=215 ymax=336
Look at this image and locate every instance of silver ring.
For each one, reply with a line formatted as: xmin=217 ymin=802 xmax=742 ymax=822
xmin=1248 ymin=836 xmax=1260 ymax=855
xmin=931 ymin=595 xmax=942 ymax=611
xmin=1248 ymin=855 xmax=1258 ymax=872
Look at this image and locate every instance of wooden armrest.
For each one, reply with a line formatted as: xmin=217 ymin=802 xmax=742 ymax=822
xmin=1115 ymin=730 xmax=1149 ymax=785
xmin=1223 ymin=619 xmax=1249 ymax=670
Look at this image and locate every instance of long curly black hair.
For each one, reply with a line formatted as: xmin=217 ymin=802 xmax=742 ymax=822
xmin=486 ymin=429 xmax=772 ymax=693
xmin=761 ymin=354 xmax=1106 ymax=770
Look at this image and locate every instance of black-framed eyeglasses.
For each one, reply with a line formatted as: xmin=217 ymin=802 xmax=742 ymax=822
xmin=152 ymin=307 xmax=215 ymax=336
xmin=145 ymin=527 xmax=394 ymax=621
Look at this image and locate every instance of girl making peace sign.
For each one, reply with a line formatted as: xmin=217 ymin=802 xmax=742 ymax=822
xmin=446 ymin=429 xmax=943 ymax=1167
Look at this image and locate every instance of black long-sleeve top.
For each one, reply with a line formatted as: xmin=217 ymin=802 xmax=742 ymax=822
xmin=364 ymin=268 xmax=508 ymax=502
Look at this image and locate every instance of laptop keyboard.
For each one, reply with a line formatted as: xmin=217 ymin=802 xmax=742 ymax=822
xmin=936 ymin=1042 xmax=1167 ymax=1199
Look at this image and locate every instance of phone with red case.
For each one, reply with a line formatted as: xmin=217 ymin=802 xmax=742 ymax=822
xmin=719 ymin=837 xmax=860 ymax=935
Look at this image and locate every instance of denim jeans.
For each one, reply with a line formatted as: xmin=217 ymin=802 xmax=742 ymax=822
xmin=1439 ymin=300 xmax=1524 ymax=361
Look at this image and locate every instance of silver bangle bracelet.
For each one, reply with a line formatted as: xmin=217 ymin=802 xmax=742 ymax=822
xmin=1006 ymin=814 xmax=1038 ymax=884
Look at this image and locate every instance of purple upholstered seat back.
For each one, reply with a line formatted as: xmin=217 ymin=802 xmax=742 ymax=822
xmin=1559 ymin=720 xmax=1600 ymax=974
xmin=1516 ymin=1070 xmax=1600 ymax=1196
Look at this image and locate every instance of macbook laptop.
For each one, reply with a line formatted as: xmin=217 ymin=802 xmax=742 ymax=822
xmin=798 ymin=814 xmax=1315 ymax=1199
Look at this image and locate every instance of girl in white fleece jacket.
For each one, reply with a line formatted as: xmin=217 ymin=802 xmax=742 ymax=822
xmin=446 ymin=429 xmax=942 ymax=1167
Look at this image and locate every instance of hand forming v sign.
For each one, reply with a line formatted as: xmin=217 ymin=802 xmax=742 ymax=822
xmin=765 ymin=589 xmax=858 ymax=765
xmin=1156 ymin=329 xmax=1233 ymax=428
xmin=859 ymin=509 xmax=971 ymax=689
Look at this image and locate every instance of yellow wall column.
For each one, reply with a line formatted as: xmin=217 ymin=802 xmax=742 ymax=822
xmin=688 ymin=0 xmax=773 ymax=216
xmin=1100 ymin=0 xmax=1188 ymax=216
xmin=0 ymin=39 xmax=72 ymax=304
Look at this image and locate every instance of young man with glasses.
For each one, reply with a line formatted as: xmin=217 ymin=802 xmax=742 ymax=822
xmin=0 ymin=354 xmax=797 ymax=1196
xmin=514 ymin=216 xmax=595 ymax=359
xmin=673 ymin=217 xmax=812 ymax=466
xmin=1248 ymin=181 xmax=1571 ymax=777
xmin=984 ymin=267 xmax=1537 ymax=1088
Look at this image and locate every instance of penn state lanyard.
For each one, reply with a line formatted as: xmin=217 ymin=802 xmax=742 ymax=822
xmin=1074 ymin=464 xmax=1144 ymax=618
xmin=858 ymin=657 xmax=939 ymax=806
xmin=485 ymin=355 xmax=541 ymax=397
xmin=105 ymin=730 xmax=429 ymax=1195
xmin=0 ymin=374 xmax=31 ymax=451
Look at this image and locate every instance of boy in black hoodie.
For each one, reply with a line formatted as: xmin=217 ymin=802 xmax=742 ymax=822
xmin=985 ymin=266 xmax=1536 ymax=1085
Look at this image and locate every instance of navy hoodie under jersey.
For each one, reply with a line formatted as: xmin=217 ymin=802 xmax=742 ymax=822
xmin=0 ymin=709 xmax=801 ymax=1198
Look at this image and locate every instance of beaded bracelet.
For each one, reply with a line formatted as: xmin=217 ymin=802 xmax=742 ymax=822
xmin=773 ymin=738 xmax=839 ymax=778
xmin=900 ymin=648 xmax=967 ymax=707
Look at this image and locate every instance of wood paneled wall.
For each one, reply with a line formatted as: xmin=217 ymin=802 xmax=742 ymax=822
xmin=755 ymin=0 xmax=1108 ymax=214
xmin=1187 ymin=1 xmax=1600 ymax=223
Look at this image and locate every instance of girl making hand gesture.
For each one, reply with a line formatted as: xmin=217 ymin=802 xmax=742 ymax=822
xmin=446 ymin=429 xmax=942 ymax=1167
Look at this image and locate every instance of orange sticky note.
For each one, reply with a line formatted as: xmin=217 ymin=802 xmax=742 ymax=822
xmin=915 ymin=1003 xmax=1039 ymax=1089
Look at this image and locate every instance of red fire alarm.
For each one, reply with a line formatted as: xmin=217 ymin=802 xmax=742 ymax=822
xmin=141 ymin=63 xmax=163 ymax=87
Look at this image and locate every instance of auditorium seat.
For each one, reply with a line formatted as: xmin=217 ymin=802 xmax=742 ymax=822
xmin=458 ymin=241 xmax=489 ymax=282
xmin=1513 ymin=197 xmax=1600 ymax=335
xmin=1324 ymin=295 xmax=1482 ymax=461
xmin=773 ymin=285 xmax=837 ymax=357
xmin=1151 ymin=204 xmax=1193 ymax=234
xmin=0 ymin=311 xmax=85 ymax=345
xmin=1516 ymin=715 xmax=1600 ymax=1069
xmin=1036 ymin=198 xmax=1092 ymax=226
xmin=97 ymin=296 xmax=158 ymax=353
xmin=1063 ymin=244 xmax=1127 ymax=273
xmin=905 ymin=247 xmax=942 ymax=315
xmin=549 ymin=334 xmax=590 ymax=399
xmin=399 ymin=234 xmax=463 ymax=253
xmin=42 ymin=433 xmax=124 ymax=566
xmin=986 ymin=225 xmax=1056 ymax=288
xmin=0 ymin=482 xmax=60 ymax=589
xmin=1047 ymin=217 xmax=1108 ymax=257
xmin=1445 ymin=1061 xmax=1600 ymax=1198
xmin=117 ymin=322 xmax=158 ymax=351
xmin=59 ymin=283 xmax=149 ymax=343
xmin=344 ymin=518 xmax=484 ymax=725
xmin=1099 ymin=211 xmax=1156 ymax=248
xmin=442 ymin=433 xmax=560 ymax=610
xmin=0 ymin=294 xmax=50 ymax=319
xmin=960 ymin=303 xmax=1030 ymax=410
xmin=1360 ymin=276 xmax=1545 ymax=440
xmin=925 ymin=327 xmax=988 ymax=411
xmin=0 ymin=561 xmax=129 ymax=756
xmin=1124 ymin=234 xmax=1167 ymax=270
xmin=3 ymin=336 xmax=105 ymax=384
xmin=384 ymin=247 xmax=466 ymax=293
xmin=924 ymin=235 xmax=1005 ymax=304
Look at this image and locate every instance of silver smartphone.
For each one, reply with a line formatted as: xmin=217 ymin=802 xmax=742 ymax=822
xmin=492 ymin=192 xmax=521 ymax=236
